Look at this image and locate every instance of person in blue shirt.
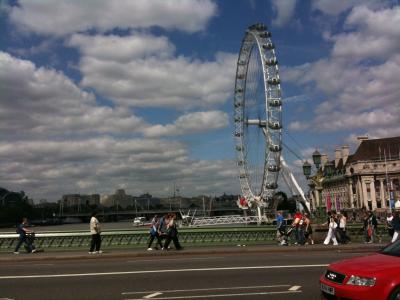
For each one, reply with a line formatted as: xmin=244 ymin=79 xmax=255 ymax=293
xmin=147 ymin=214 xmax=163 ymax=251
xmin=276 ymin=211 xmax=285 ymax=245
xmin=14 ymin=217 xmax=35 ymax=254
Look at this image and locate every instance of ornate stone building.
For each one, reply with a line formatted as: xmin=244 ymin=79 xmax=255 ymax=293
xmin=309 ymin=136 xmax=400 ymax=212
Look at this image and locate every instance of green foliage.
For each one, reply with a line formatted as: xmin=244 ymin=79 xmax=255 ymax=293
xmin=0 ymin=201 xmax=33 ymax=224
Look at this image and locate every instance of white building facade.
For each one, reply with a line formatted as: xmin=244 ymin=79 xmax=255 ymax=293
xmin=310 ymin=136 xmax=400 ymax=213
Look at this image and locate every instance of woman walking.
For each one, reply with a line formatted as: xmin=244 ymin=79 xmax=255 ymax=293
xmin=163 ymin=213 xmax=183 ymax=250
xmin=323 ymin=211 xmax=339 ymax=246
xmin=337 ymin=212 xmax=351 ymax=244
xmin=147 ymin=214 xmax=163 ymax=250
xmin=303 ymin=213 xmax=314 ymax=245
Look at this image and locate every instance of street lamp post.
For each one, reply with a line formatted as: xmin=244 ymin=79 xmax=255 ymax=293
xmin=302 ymin=150 xmax=323 ymax=213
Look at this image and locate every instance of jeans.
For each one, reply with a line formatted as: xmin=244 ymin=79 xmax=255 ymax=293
xmin=89 ymin=233 xmax=101 ymax=252
xmin=148 ymin=232 xmax=163 ymax=249
xmin=14 ymin=235 xmax=26 ymax=252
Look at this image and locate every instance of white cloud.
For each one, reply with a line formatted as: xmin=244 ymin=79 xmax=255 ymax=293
xmin=8 ymin=0 xmax=217 ymax=36
xmin=69 ymin=33 xmax=236 ymax=108
xmin=68 ymin=33 xmax=175 ymax=62
xmin=345 ymin=125 xmax=400 ymax=147
xmin=311 ymin=0 xmax=390 ymax=16
xmin=0 ymin=51 xmax=239 ymax=201
xmin=0 ymin=137 xmax=239 ymax=200
xmin=271 ymin=0 xmax=298 ymax=27
xmin=143 ymin=111 xmax=229 ymax=137
xmin=0 ymin=51 xmax=146 ymax=137
xmin=284 ymin=5 xmax=400 ymax=142
xmin=312 ymin=109 xmax=399 ymax=132
xmin=331 ymin=6 xmax=400 ymax=61
xmin=288 ymin=121 xmax=310 ymax=131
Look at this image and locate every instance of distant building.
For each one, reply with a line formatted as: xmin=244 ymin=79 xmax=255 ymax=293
xmin=61 ymin=193 xmax=100 ymax=211
xmin=310 ymin=136 xmax=400 ymax=212
xmin=101 ymin=189 xmax=133 ymax=209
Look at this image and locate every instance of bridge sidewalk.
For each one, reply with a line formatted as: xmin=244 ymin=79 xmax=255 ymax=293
xmin=0 ymin=242 xmax=386 ymax=263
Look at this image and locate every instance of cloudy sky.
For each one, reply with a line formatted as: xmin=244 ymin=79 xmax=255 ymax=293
xmin=1 ymin=0 xmax=399 ymax=202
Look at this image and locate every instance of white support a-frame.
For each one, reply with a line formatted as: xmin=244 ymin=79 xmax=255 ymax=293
xmin=280 ymin=155 xmax=310 ymax=212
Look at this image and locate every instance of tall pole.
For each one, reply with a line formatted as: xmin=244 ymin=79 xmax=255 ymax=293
xmin=385 ymin=149 xmax=392 ymax=212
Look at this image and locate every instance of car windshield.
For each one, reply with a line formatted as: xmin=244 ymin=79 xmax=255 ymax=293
xmin=380 ymin=239 xmax=400 ymax=256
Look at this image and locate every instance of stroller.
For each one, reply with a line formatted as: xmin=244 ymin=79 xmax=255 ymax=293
xmin=24 ymin=232 xmax=37 ymax=253
xmin=278 ymin=222 xmax=294 ymax=246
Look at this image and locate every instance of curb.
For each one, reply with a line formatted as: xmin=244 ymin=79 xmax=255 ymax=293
xmin=0 ymin=243 xmax=385 ymax=263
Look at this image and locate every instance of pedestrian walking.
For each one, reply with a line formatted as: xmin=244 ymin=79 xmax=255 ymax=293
xmin=391 ymin=208 xmax=400 ymax=243
xmin=323 ymin=211 xmax=339 ymax=246
xmin=336 ymin=212 xmax=351 ymax=244
xmin=276 ymin=211 xmax=285 ymax=245
xmin=14 ymin=217 xmax=36 ymax=254
xmin=163 ymin=213 xmax=183 ymax=250
xmin=303 ymin=213 xmax=314 ymax=245
xmin=364 ymin=211 xmax=378 ymax=243
xmin=387 ymin=212 xmax=395 ymax=238
xmin=147 ymin=214 xmax=163 ymax=250
xmin=89 ymin=212 xmax=102 ymax=254
xmin=292 ymin=211 xmax=305 ymax=245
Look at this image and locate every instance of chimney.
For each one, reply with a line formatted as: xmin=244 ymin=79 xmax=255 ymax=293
xmin=342 ymin=145 xmax=349 ymax=165
xmin=321 ymin=154 xmax=328 ymax=168
xmin=335 ymin=148 xmax=341 ymax=168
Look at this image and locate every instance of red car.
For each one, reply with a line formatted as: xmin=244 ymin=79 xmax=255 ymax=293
xmin=320 ymin=241 xmax=400 ymax=300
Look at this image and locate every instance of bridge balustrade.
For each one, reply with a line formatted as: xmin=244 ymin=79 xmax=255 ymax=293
xmin=0 ymin=225 xmax=377 ymax=252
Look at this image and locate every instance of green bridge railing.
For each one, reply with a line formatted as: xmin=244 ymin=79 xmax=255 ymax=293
xmin=0 ymin=225 xmax=390 ymax=252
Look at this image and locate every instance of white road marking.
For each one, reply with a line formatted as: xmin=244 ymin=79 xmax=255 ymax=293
xmin=143 ymin=292 xmax=162 ymax=299
xmin=125 ymin=290 xmax=301 ymax=300
xmin=289 ymin=285 xmax=301 ymax=291
xmin=0 ymin=264 xmax=328 ymax=280
xmin=122 ymin=285 xmax=291 ymax=295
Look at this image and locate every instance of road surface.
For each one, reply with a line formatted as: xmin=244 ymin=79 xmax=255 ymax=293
xmin=0 ymin=247 xmax=375 ymax=300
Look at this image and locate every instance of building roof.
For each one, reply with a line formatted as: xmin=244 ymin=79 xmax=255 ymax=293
xmin=349 ymin=136 xmax=400 ymax=163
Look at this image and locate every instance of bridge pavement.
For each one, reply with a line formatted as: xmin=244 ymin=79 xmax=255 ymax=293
xmin=0 ymin=242 xmax=386 ymax=263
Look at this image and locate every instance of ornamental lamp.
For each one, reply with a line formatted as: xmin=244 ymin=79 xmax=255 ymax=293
xmin=312 ymin=150 xmax=321 ymax=169
xmin=302 ymin=160 xmax=312 ymax=178
xmin=324 ymin=161 xmax=335 ymax=177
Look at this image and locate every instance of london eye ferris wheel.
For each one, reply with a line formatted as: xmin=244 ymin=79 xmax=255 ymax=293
xmin=234 ymin=23 xmax=282 ymax=212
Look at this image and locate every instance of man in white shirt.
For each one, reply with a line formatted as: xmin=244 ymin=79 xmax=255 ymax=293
xmin=89 ymin=212 xmax=102 ymax=254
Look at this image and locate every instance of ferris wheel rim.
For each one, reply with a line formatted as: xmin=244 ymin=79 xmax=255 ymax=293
xmin=234 ymin=23 xmax=282 ymax=207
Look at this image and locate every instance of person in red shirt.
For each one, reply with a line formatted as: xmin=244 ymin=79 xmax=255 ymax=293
xmin=292 ymin=211 xmax=305 ymax=245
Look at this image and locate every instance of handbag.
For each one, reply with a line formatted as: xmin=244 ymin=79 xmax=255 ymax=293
xmin=367 ymin=226 xmax=373 ymax=237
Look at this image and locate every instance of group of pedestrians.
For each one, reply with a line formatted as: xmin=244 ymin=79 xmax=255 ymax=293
xmin=16 ymin=207 xmax=400 ymax=255
xmin=276 ymin=209 xmax=355 ymax=246
xmin=323 ymin=210 xmax=351 ymax=245
xmin=147 ymin=213 xmax=183 ymax=251
xmin=276 ymin=210 xmax=314 ymax=246
xmin=86 ymin=211 xmax=184 ymax=254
